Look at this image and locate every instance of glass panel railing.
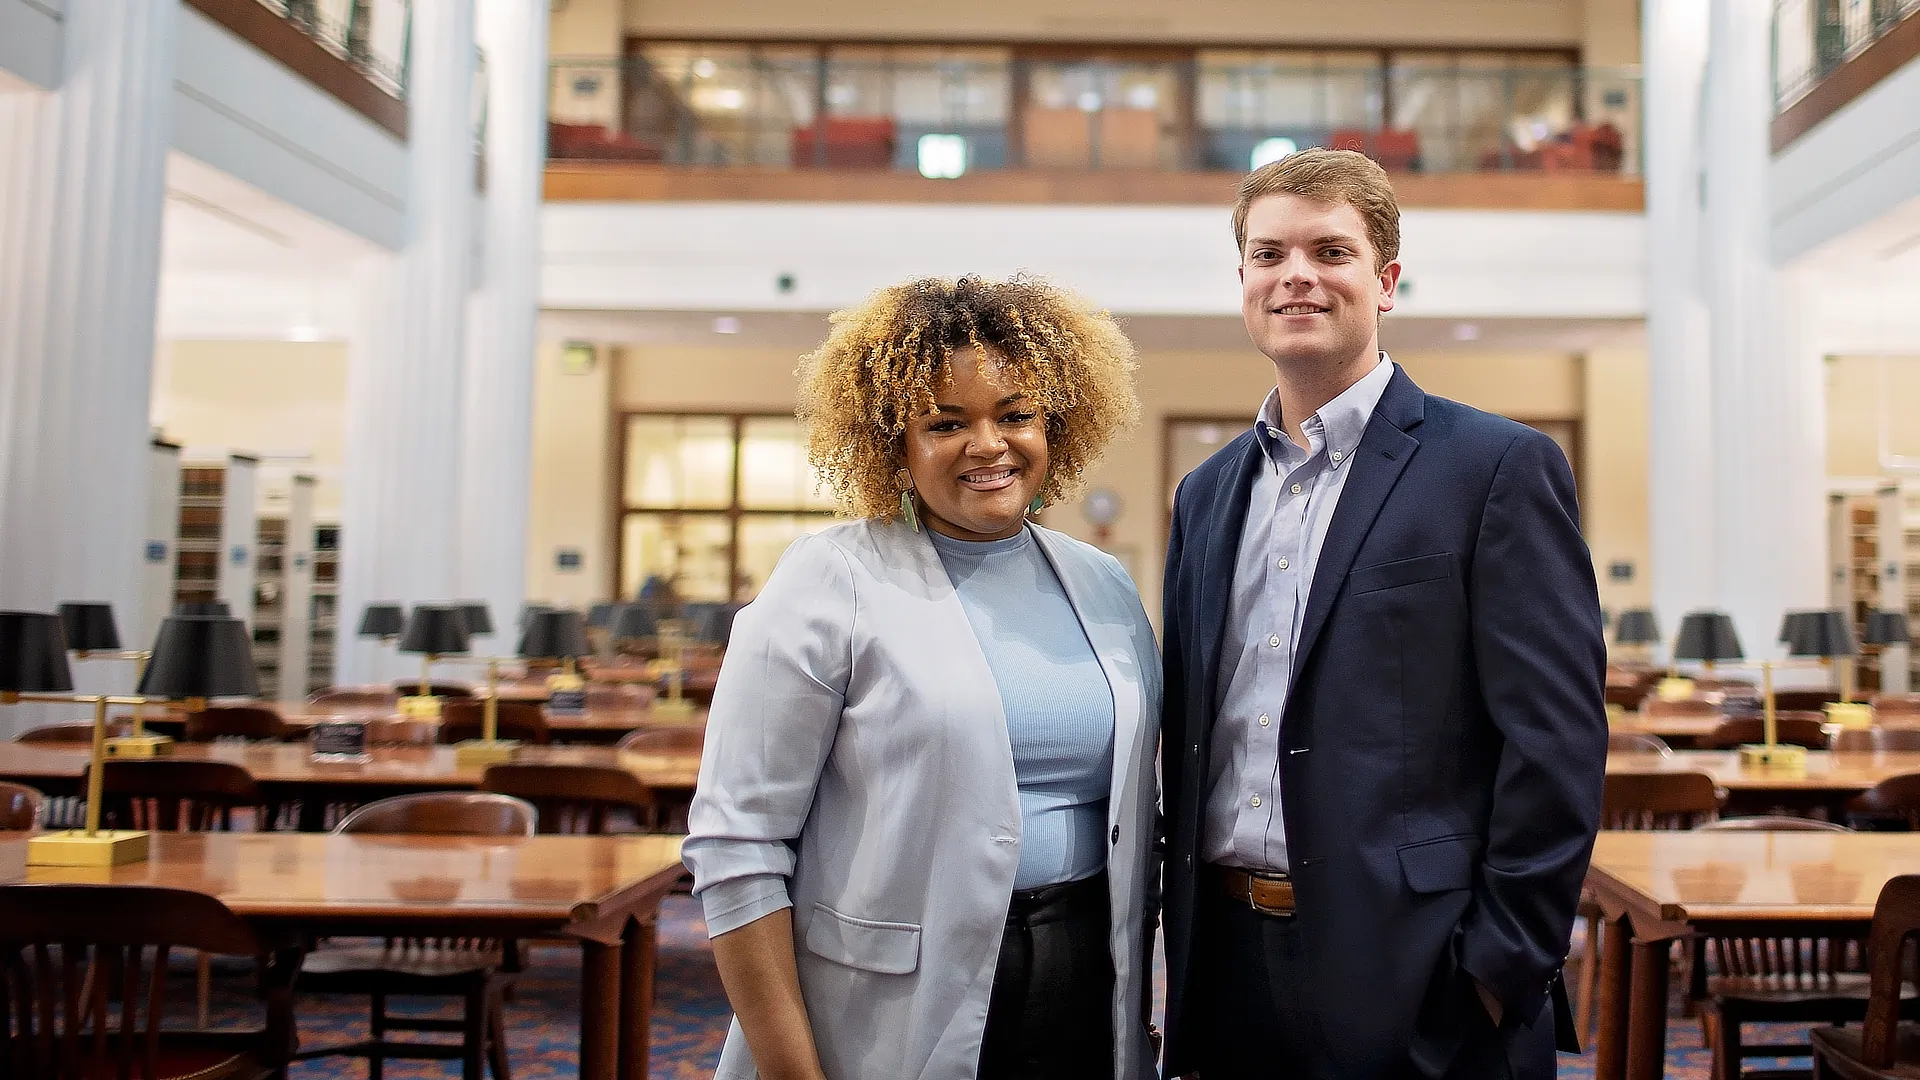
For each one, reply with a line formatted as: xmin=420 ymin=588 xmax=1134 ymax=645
xmin=1776 ymin=0 xmax=1920 ymax=111
xmin=548 ymin=56 xmax=1641 ymax=176
xmin=258 ymin=0 xmax=409 ymax=98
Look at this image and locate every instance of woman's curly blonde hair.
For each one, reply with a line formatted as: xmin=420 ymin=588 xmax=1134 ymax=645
xmin=798 ymin=274 xmax=1141 ymax=521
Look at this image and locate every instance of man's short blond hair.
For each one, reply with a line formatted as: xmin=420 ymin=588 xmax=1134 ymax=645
xmin=1231 ymin=148 xmax=1401 ymax=268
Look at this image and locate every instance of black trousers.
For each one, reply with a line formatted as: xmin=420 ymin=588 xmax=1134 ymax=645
xmin=977 ymin=871 xmax=1115 ymax=1080
xmin=1193 ymin=880 xmax=1552 ymax=1080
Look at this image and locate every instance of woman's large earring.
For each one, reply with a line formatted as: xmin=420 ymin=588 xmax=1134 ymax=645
xmin=896 ymin=472 xmax=920 ymax=533
xmin=1028 ymin=493 xmax=1045 ymax=516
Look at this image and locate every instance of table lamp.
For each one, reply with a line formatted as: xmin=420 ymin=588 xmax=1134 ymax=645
xmin=357 ymin=603 xmax=405 ymax=641
xmin=137 ymin=614 xmax=261 ymax=722
xmin=612 ymin=604 xmax=656 ymax=648
xmin=653 ymin=617 xmax=696 ymax=718
xmin=1613 ymin=609 xmax=1661 ymax=683
xmin=457 ymin=602 xmax=494 ymax=639
xmin=586 ymin=602 xmax=619 ymax=630
xmin=1784 ymin=609 xmax=1868 ymax=728
xmin=1 ymin=610 xmax=151 ymax=865
xmin=59 ymin=601 xmax=169 ymax=757
xmin=519 ymin=608 xmax=589 ymax=673
xmin=396 ymin=605 xmax=470 ymax=720
xmin=1866 ymin=610 xmax=1910 ymax=649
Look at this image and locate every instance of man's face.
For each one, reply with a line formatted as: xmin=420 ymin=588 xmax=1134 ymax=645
xmin=1238 ymin=193 xmax=1401 ymax=370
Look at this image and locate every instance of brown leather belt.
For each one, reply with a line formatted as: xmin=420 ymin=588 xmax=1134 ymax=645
xmin=1207 ymin=863 xmax=1296 ymax=917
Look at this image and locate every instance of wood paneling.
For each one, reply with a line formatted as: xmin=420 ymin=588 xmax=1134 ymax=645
xmin=1773 ymin=11 xmax=1920 ymax=153
xmin=184 ymin=0 xmax=408 ymax=140
xmin=545 ymin=163 xmax=1646 ymax=211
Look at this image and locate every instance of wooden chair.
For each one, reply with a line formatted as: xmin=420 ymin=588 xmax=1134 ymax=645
xmin=364 ymin=717 xmax=439 ymax=745
xmin=482 ymin=763 xmax=657 ymax=834
xmin=0 ymin=884 xmax=302 ymax=1080
xmin=1608 ymin=731 xmax=1674 ymax=756
xmin=99 ymin=759 xmax=263 ymax=832
xmin=1643 ymin=696 xmax=1724 ymax=719
xmin=14 ymin=718 xmax=133 ymax=743
xmin=1834 ymin=727 xmax=1920 ymax=754
xmin=1873 ymin=694 xmax=1920 ymax=718
xmin=1776 ymin=689 xmax=1843 ymax=712
xmin=586 ymin=682 xmax=656 ymax=710
xmin=183 ymin=704 xmax=288 ymax=743
xmin=1849 ymin=774 xmax=1920 ymax=831
xmin=294 ymin=792 xmax=537 ymax=1080
xmin=440 ymin=700 xmax=551 ymax=746
xmin=616 ymin=725 xmax=705 ymax=755
xmin=1809 ymin=874 xmax=1920 ymax=1078
xmin=0 ymin=781 xmax=42 ymax=830
xmin=1692 ymin=817 xmax=1880 ymax=1078
xmin=1703 ymin=714 xmax=1832 ymax=751
xmin=307 ymin=685 xmax=399 ymax=716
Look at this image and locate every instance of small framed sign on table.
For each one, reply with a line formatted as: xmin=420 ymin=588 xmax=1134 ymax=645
xmin=311 ymin=719 xmax=371 ymax=763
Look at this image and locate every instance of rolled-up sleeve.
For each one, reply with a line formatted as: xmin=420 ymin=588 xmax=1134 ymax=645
xmin=682 ymin=533 xmax=856 ymax=938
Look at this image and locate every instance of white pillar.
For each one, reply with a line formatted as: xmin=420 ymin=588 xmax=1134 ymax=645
xmin=1703 ymin=0 xmax=1828 ymax=657
xmin=457 ymin=0 xmax=549 ymax=643
xmin=1643 ymin=0 xmax=1716 ymax=655
xmin=338 ymin=0 xmax=478 ymax=685
xmin=0 ymin=2 xmax=174 ymax=658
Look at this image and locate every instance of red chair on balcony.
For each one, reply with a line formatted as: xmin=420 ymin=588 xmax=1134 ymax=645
xmin=792 ymin=117 xmax=896 ymax=169
xmin=546 ymin=121 xmax=662 ymax=162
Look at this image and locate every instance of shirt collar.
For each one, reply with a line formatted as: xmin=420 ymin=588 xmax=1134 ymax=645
xmin=1254 ymin=353 xmax=1396 ymax=466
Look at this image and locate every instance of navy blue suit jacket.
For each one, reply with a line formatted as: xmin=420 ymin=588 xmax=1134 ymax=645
xmin=1158 ymin=366 xmax=1607 ymax=1077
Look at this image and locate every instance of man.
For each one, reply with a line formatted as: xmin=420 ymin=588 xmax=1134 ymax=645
xmin=1158 ymin=148 xmax=1606 ymax=1079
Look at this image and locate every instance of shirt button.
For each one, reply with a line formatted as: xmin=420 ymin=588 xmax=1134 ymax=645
xmin=1290 ymin=483 xmax=1303 ymax=495
xmin=1332 ymin=451 xmax=1344 ymax=462
xmin=1250 ymin=795 xmax=1262 ymax=808
xmin=1268 ymin=634 xmax=1281 ymax=648
xmin=1277 ymin=557 xmax=1290 ymax=570
xmin=1259 ymin=714 xmax=1271 ymax=727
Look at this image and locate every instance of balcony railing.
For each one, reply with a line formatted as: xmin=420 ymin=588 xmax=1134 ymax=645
xmin=548 ymin=56 xmax=1642 ymax=177
xmin=1775 ymin=0 xmax=1920 ymax=111
xmin=259 ymin=0 xmax=409 ymax=98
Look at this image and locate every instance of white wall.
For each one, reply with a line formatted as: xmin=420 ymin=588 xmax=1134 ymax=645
xmin=172 ymin=5 xmax=409 ymax=251
xmin=543 ymin=202 xmax=1646 ymax=319
xmin=1772 ymin=54 xmax=1920 ymax=263
xmin=0 ymin=0 xmax=61 ymax=90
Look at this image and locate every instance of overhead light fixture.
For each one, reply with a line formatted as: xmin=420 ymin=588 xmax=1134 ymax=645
xmin=692 ymin=58 xmax=716 ymax=78
xmin=1250 ymin=137 xmax=1298 ymax=170
xmin=712 ymin=316 xmax=741 ymax=335
xmin=1453 ymin=323 xmax=1481 ymax=342
xmin=287 ymin=325 xmax=321 ymax=342
xmin=918 ymin=134 xmax=967 ymax=179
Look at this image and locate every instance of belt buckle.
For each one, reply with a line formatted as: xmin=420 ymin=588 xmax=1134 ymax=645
xmin=1247 ymin=870 xmax=1292 ymax=918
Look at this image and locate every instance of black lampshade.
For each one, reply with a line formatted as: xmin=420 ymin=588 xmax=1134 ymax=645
xmin=137 ymin=616 xmax=259 ymax=699
xmin=0 ymin=610 xmax=75 ymax=693
xmin=518 ymin=609 xmax=590 ymax=660
xmin=1866 ymin=610 xmax=1911 ymax=646
xmin=457 ymin=602 xmax=494 ymax=636
xmin=398 ymin=606 xmax=471 ymax=656
xmin=519 ymin=603 xmax=552 ymax=630
xmin=1614 ymin=609 xmax=1659 ymax=646
xmin=174 ymin=600 xmax=231 ymax=617
xmin=611 ymin=604 xmax=657 ymax=641
xmin=58 ymin=602 xmax=121 ymax=652
xmin=357 ymin=603 xmax=405 ymax=638
xmin=587 ymin=602 xmax=619 ymax=629
xmin=1784 ymin=609 xmax=1855 ymax=658
xmin=1673 ymin=611 xmax=1744 ymax=663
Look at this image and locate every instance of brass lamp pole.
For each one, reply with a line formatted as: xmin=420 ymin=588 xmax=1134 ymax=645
xmin=59 ymin=601 xmax=169 ymax=756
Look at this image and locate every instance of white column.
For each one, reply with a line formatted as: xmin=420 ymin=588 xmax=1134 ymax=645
xmin=338 ymin=0 xmax=478 ymax=685
xmin=0 ymin=2 xmax=174 ymax=660
xmin=1703 ymin=0 xmax=1828 ymax=657
xmin=1643 ymin=0 xmax=1716 ymax=655
xmin=457 ymin=0 xmax=549 ymax=641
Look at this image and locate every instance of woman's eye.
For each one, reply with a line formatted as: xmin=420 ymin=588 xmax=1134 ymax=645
xmin=928 ymin=420 xmax=964 ymax=433
xmin=1003 ymin=412 xmax=1037 ymax=425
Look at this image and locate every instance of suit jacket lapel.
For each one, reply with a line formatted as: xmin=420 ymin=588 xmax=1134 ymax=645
xmin=1292 ymin=369 xmax=1426 ymax=679
xmin=1199 ymin=432 xmax=1266 ymax=712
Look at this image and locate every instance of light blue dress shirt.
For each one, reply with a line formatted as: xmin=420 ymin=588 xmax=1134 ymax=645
xmin=1204 ymin=355 xmax=1396 ymax=872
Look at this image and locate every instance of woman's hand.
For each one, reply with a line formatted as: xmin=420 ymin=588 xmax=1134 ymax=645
xmin=711 ymin=907 xmax=829 ymax=1080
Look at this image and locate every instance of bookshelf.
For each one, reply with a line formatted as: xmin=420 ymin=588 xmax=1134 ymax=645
xmin=173 ymin=454 xmax=258 ymax=628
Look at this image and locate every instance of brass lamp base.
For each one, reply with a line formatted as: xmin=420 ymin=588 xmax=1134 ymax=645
xmin=27 ymin=829 xmax=150 ymax=867
xmin=398 ymin=695 xmax=443 ymax=720
xmin=1738 ymin=743 xmax=1809 ymax=773
xmin=1656 ymin=677 xmax=1697 ymax=701
xmin=104 ymin=733 xmax=174 ymax=758
xmin=652 ymin=697 xmax=696 ymax=718
xmin=1825 ymin=702 xmax=1874 ymax=730
xmin=453 ymin=738 xmax=520 ymax=765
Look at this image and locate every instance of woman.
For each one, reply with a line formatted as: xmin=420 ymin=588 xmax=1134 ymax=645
xmin=684 ymin=275 xmax=1160 ymax=1080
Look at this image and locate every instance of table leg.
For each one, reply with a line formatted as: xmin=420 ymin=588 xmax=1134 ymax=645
xmin=1595 ymin=911 xmax=1634 ymax=1080
xmin=580 ymin=939 xmax=621 ymax=1080
xmin=1625 ymin=934 xmax=1674 ymax=1080
xmin=618 ymin=915 xmax=658 ymax=1080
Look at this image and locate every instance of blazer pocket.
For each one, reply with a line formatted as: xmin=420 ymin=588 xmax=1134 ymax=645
xmin=1397 ymin=834 xmax=1481 ymax=894
xmin=804 ymin=903 xmax=922 ymax=975
xmin=1349 ymin=552 xmax=1455 ymax=596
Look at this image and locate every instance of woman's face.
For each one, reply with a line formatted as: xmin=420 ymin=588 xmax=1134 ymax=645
xmin=901 ymin=346 xmax=1051 ymax=542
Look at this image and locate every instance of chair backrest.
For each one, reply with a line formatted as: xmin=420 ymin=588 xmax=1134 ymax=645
xmin=182 ymin=705 xmax=288 ymax=743
xmin=1641 ymin=696 xmax=1722 ymax=718
xmin=1607 ymin=732 xmax=1672 ymax=756
xmin=1872 ymin=693 xmax=1920 ymax=716
xmin=481 ymin=763 xmax=656 ymax=834
xmin=334 ymin=792 xmax=537 ymax=836
xmin=1703 ymin=714 xmax=1831 ymax=750
xmin=1601 ymin=771 xmax=1723 ymax=829
xmin=1874 ymin=725 xmax=1920 ymax=752
xmin=1693 ymin=815 xmax=1852 ymax=832
xmin=99 ymin=759 xmax=264 ymax=832
xmin=391 ymin=680 xmax=474 ymax=698
xmin=362 ymin=717 xmax=439 ymax=746
xmin=1832 ymin=727 xmax=1876 ymax=753
xmin=1773 ymin=688 xmax=1840 ymax=712
xmin=1849 ymin=772 xmax=1920 ymax=829
xmin=306 ymin=685 xmax=399 ymax=716
xmin=1859 ymin=874 xmax=1920 ymax=1065
xmin=439 ymin=700 xmax=551 ymax=746
xmin=13 ymin=720 xmax=133 ymax=744
xmin=616 ymin=726 xmax=705 ymax=754
xmin=0 ymin=884 xmax=298 ymax=1078
xmin=586 ymin=682 xmax=656 ymax=710
xmin=0 ymin=782 xmax=43 ymax=831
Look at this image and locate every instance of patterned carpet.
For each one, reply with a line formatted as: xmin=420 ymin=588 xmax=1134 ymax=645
xmin=172 ymin=897 xmax=1815 ymax=1078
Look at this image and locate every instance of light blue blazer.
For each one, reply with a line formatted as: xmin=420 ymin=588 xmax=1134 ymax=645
xmin=684 ymin=518 xmax=1162 ymax=1080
